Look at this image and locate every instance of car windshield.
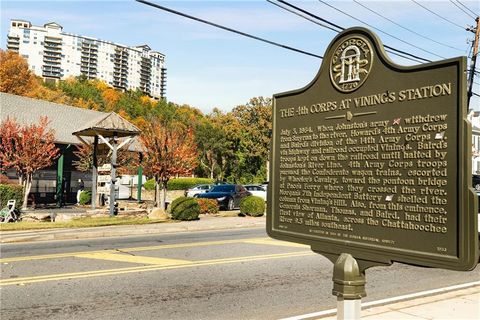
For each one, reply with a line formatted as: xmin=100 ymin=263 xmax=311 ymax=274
xmin=210 ymin=185 xmax=234 ymax=192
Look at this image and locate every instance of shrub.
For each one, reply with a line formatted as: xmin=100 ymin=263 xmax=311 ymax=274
xmin=169 ymin=196 xmax=200 ymax=221
xmin=0 ymin=184 xmax=23 ymax=210
xmin=240 ymin=196 xmax=265 ymax=217
xmin=196 ymin=198 xmax=219 ymax=215
xmin=143 ymin=178 xmax=155 ymax=191
xmin=167 ymin=178 xmax=214 ymax=190
xmin=79 ymin=190 xmax=91 ymax=205
xmin=0 ymin=175 xmax=14 ymax=184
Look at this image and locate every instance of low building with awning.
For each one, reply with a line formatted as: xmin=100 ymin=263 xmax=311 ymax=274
xmin=0 ymin=92 xmax=142 ymax=208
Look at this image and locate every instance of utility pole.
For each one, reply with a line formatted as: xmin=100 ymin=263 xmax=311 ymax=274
xmin=467 ymin=17 xmax=479 ymax=110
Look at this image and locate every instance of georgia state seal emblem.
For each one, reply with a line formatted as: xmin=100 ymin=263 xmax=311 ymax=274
xmin=330 ymin=36 xmax=373 ymax=93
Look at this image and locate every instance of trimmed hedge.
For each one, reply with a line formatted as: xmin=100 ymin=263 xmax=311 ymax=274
xmin=196 ymin=198 xmax=219 ymax=215
xmin=0 ymin=184 xmax=23 ymax=210
xmin=79 ymin=190 xmax=91 ymax=205
xmin=169 ymin=196 xmax=200 ymax=221
xmin=167 ymin=178 xmax=214 ymax=190
xmin=240 ymin=196 xmax=265 ymax=217
xmin=143 ymin=178 xmax=155 ymax=191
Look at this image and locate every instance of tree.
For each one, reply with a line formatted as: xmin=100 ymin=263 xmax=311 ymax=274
xmin=231 ymin=97 xmax=272 ymax=183
xmin=195 ymin=118 xmax=229 ymax=179
xmin=140 ymin=117 xmax=198 ymax=209
xmin=0 ymin=117 xmax=59 ymax=209
xmin=0 ymin=50 xmax=37 ymax=95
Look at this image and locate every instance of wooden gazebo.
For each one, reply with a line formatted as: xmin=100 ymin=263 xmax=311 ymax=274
xmin=73 ymin=112 xmax=140 ymax=216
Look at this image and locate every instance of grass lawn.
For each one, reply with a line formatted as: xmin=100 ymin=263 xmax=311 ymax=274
xmin=0 ymin=216 xmax=168 ymax=232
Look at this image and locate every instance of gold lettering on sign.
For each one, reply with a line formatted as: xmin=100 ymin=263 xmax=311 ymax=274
xmin=277 ymin=113 xmax=450 ymax=243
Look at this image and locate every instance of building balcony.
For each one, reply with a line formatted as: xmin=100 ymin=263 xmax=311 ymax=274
xmin=43 ymin=58 xmax=61 ymax=64
xmin=140 ymin=71 xmax=151 ymax=78
xmin=113 ymin=67 xmax=128 ymax=73
xmin=6 ymin=43 xmax=20 ymax=51
xmin=7 ymin=38 xmax=20 ymax=45
xmin=43 ymin=52 xmax=61 ymax=58
xmin=44 ymin=37 xmax=62 ymax=44
xmin=42 ymin=70 xmax=62 ymax=77
xmin=80 ymin=66 xmax=97 ymax=72
xmin=44 ymin=46 xmax=62 ymax=52
xmin=81 ymin=58 xmax=97 ymax=64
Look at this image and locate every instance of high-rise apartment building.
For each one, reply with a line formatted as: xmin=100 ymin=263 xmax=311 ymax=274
xmin=6 ymin=19 xmax=166 ymax=99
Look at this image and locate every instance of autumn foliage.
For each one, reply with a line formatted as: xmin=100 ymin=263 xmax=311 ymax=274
xmin=140 ymin=118 xmax=198 ymax=209
xmin=0 ymin=50 xmax=273 ymax=185
xmin=0 ymin=117 xmax=59 ymax=209
xmin=0 ymin=50 xmax=36 ymax=95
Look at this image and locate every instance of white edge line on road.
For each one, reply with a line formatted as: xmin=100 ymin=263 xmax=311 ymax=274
xmin=279 ymin=280 xmax=480 ymax=320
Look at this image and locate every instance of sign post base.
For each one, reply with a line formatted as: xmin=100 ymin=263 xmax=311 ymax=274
xmin=332 ymin=253 xmax=366 ymax=320
xmin=337 ymin=298 xmax=361 ymax=320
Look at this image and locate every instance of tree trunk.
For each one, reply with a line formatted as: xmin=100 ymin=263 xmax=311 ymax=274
xmin=22 ymin=174 xmax=32 ymax=210
xmin=155 ymin=179 xmax=161 ymax=208
xmin=161 ymin=184 xmax=167 ymax=211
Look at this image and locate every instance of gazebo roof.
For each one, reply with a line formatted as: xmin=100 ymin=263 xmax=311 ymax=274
xmin=73 ymin=112 xmax=140 ymax=138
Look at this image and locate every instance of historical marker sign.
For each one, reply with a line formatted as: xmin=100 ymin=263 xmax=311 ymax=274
xmin=267 ymin=28 xmax=478 ymax=271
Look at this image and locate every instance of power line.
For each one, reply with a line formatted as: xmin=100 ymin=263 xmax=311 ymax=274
xmin=353 ymin=0 xmax=463 ymax=52
xmin=411 ymin=0 xmax=467 ymax=31
xmin=135 ymin=0 xmax=323 ymax=59
xmin=319 ymin=0 xmax=446 ymax=59
xmin=267 ymin=0 xmax=341 ymax=33
xmin=456 ymin=0 xmax=479 ymax=18
xmin=450 ymin=0 xmax=477 ymax=19
xmin=272 ymin=0 xmax=430 ymax=63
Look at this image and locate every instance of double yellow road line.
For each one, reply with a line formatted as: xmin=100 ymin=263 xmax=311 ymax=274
xmin=1 ymin=237 xmax=312 ymax=286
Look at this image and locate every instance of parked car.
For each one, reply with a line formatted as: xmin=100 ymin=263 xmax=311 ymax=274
xmin=473 ymin=174 xmax=480 ymax=191
xmin=185 ymin=184 xmax=212 ymax=197
xmin=244 ymin=184 xmax=267 ymax=201
xmin=474 ymin=175 xmax=480 ymax=233
xmin=197 ymin=184 xmax=251 ymax=210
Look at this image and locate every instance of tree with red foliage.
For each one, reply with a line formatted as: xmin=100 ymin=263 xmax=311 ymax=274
xmin=0 ymin=117 xmax=59 ymax=209
xmin=140 ymin=118 xmax=198 ymax=210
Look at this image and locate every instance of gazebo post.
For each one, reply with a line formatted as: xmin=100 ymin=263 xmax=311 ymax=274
xmin=56 ymin=150 xmax=64 ymax=208
xmin=109 ymin=133 xmax=118 ymax=217
xmin=91 ymin=136 xmax=98 ymax=209
xmin=137 ymin=152 xmax=143 ymax=203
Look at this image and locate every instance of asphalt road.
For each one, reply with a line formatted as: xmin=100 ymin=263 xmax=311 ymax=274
xmin=1 ymin=228 xmax=479 ymax=320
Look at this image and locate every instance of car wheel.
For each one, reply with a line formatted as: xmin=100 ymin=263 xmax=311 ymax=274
xmin=475 ymin=184 xmax=480 ymax=191
xmin=227 ymin=198 xmax=234 ymax=211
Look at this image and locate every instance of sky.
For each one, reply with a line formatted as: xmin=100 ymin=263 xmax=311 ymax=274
xmin=1 ymin=0 xmax=479 ymax=113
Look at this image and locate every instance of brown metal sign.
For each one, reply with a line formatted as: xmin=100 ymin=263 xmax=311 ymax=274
xmin=267 ymin=27 xmax=479 ymax=271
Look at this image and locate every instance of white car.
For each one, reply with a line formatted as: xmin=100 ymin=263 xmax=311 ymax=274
xmin=244 ymin=184 xmax=267 ymax=201
xmin=185 ymin=184 xmax=212 ymax=197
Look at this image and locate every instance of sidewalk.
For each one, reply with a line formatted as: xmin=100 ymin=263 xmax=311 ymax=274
xmin=316 ymin=284 xmax=480 ymax=320
xmin=1 ymin=214 xmax=479 ymax=319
